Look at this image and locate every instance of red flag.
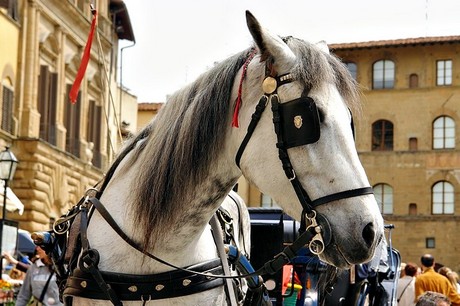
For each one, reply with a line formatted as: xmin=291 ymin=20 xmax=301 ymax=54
xmin=69 ymin=8 xmax=98 ymax=104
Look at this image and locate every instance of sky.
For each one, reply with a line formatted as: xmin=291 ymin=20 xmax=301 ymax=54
xmin=118 ymin=0 xmax=460 ymax=102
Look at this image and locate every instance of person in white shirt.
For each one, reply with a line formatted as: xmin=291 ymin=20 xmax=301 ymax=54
xmin=397 ymin=262 xmax=418 ymax=306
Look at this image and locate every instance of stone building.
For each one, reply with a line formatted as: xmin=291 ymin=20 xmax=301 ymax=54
xmin=137 ymin=102 xmax=163 ymax=131
xmin=0 ymin=0 xmax=137 ymax=231
xmin=329 ymin=36 xmax=460 ymax=271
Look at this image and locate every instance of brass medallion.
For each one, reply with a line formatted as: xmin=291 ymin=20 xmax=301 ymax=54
xmin=262 ymin=77 xmax=277 ymax=94
xmin=128 ymin=285 xmax=138 ymax=292
xmin=294 ymin=115 xmax=303 ymax=129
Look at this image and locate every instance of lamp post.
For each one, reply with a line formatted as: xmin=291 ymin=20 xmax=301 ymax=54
xmin=0 ymin=147 xmax=18 ymax=277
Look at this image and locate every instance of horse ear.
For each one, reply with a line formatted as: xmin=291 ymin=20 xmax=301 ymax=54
xmin=245 ymin=11 xmax=296 ymax=69
xmin=316 ymin=40 xmax=330 ymax=54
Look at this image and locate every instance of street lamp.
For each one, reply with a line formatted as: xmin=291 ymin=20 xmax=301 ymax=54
xmin=0 ymin=146 xmax=18 ymax=277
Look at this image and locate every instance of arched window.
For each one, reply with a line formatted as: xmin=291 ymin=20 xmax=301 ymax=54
xmin=373 ymin=60 xmax=395 ymax=89
xmin=432 ymin=181 xmax=454 ymax=214
xmin=433 ymin=116 xmax=455 ymax=149
xmin=372 ymin=120 xmax=393 ymax=151
xmin=409 ymin=203 xmax=417 ymax=215
xmin=409 ymin=137 xmax=418 ymax=151
xmin=409 ymin=74 xmax=419 ymax=88
xmin=345 ymin=62 xmax=357 ymax=80
xmin=373 ymin=183 xmax=393 ymax=214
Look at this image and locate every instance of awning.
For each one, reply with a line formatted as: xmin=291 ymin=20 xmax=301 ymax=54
xmin=0 ymin=181 xmax=24 ymax=215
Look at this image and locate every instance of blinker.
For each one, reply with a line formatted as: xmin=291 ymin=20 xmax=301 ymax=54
xmin=279 ymin=97 xmax=320 ymax=148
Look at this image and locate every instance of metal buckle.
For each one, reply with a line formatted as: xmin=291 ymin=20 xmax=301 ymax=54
xmin=306 ymin=211 xmax=325 ymax=255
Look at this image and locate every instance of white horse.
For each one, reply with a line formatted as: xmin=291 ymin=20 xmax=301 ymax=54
xmin=66 ymin=11 xmax=383 ymax=306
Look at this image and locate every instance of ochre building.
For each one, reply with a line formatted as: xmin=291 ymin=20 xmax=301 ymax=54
xmin=0 ymin=0 xmax=137 ymax=231
xmin=331 ymin=36 xmax=460 ymax=271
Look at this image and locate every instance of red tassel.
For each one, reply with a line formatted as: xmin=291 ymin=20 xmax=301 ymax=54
xmin=232 ymin=48 xmax=257 ymax=128
xmin=69 ymin=8 xmax=98 ymax=104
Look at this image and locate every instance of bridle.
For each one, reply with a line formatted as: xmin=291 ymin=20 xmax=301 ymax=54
xmin=235 ymin=60 xmax=374 ymax=255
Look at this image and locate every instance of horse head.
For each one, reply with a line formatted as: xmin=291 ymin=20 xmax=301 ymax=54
xmin=233 ymin=11 xmax=384 ymax=269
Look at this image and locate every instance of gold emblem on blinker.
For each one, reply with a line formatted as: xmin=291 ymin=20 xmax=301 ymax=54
xmin=294 ymin=116 xmax=303 ymax=129
xmin=262 ymin=77 xmax=277 ymax=94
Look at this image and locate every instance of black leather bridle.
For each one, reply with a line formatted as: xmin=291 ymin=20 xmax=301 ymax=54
xmin=235 ymin=65 xmax=374 ymax=255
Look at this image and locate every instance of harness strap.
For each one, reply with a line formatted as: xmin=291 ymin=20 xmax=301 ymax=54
xmin=89 ymin=196 xmax=313 ymax=279
xmin=210 ymin=215 xmax=238 ymax=306
xmin=64 ymin=260 xmax=224 ymax=301
xmin=310 ymin=187 xmax=374 ymax=207
xmin=235 ymin=95 xmax=269 ymax=168
xmin=78 ymin=202 xmax=123 ymax=306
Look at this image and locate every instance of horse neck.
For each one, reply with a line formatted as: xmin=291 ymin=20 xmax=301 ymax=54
xmin=88 ymin=147 xmax=240 ymax=273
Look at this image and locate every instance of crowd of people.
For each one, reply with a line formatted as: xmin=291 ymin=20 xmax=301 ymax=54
xmin=397 ymin=254 xmax=460 ymax=306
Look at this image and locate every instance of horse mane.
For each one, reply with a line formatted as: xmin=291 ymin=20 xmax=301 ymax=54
xmin=120 ymin=49 xmax=251 ymax=248
xmin=105 ymin=37 xmax=360 ymax=250
xmin=285 ymin=37 xmax=361 ymax=115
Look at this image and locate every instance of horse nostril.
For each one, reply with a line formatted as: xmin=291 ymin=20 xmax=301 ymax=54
xmin=362 ymin=222 xmax=376 ymax=247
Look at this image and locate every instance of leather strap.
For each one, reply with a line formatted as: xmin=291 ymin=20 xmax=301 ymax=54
xmin=311 ymin=187 xmax=374 ymax=208
xmin=235 ymin=95 xmax=269 ymax=168
xmin=64 ymin=260 xmax=224 ymax=301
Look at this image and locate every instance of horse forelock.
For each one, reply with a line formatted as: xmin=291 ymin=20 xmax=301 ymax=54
xmin=127 ymin=49 xmax=251 ymax=249
xmin=285 ymin=37 xmax=361 ymax=115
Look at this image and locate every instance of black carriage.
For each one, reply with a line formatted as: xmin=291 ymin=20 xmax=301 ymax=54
xmin=248 ymin=207 xmax=401 ymax=306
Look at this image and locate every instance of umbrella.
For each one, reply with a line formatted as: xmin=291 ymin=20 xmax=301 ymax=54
xmin=18 ymin=229 xmax=35 ymax=254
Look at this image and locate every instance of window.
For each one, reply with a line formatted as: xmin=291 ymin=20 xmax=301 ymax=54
xmin=1 ymin=84 xmax=14 ymax=134
xmin=409 ymin=137 xmax=418 ymax=151
xmin=372 ymin=120 xmax=393 ymax=151
xmin=261 ymin=194 xmax=278 ymax=208
xmin=433 ymin=116 xmax=455 ymax=149
xmin=345 ymin=62 xmax=357 ymax=80
xmin=38 ymin=65 xmax=58 ymax=145
xmin=0 ymin=0 xmax=19 ymax=21
xmin=64 ymin=84 xmax=81 ymax=157
xmin=373 ymin=183 xmax=393 ymax=214
xmin=426 ymin=237 xmax=435 ymax=249
xmin=432 ymin=181 xmax=454 ymax=214
xmin=87 ymin=100 xmax=103 ymax=167
xmin=409 ymin=203 xmax=417 ymax=215
xmin=373 ymin=60 xmax=394 ymax=89
xmin=409 ymin=74 xmax=418 ymax=88
xmin=437 ymin=60 xmax=452 ymax=86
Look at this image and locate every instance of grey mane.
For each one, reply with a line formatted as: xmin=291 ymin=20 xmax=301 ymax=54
xmin=109 ymin=37 xmax=360 ymax=249
xmin=285 ymin=37 xmax=360 ymax=113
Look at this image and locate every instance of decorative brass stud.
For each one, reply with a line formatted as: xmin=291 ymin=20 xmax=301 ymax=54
xmin=80 ymin=281 xmax=87 ymax=288
xmin=155 ymin=284 xmax=164 ymax=291
xmin=294 ymin=115 xmax=303 ymax=129
xmin=182 ymin=279 xmax=192 ymax=287
xmin=262 ymin=77 xmax=277 ymax=94
xmin=128 ymin=285 xmax=138 ymax=292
